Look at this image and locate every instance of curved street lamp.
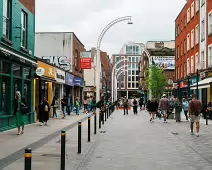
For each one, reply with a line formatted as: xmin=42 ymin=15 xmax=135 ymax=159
xmin=95 ymin=16 xmax=133 ymax=102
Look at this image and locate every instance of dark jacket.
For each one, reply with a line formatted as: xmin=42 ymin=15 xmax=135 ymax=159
xmin=61 ymin=98 xmax=67 ymax=107
xmin=147 ymin=100 xmax=158 ymax=112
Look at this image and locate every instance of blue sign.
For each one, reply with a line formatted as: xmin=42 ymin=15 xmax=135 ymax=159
xmin=65 ymin=73 xmax=74 ymax=86
xmin=73 ymin=76 xmax=84 ymax=86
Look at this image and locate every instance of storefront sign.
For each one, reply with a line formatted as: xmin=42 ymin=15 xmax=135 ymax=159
xmin=55 ymin=68 xmax=65 ymax=84
xmin=65 ymin=73 xmax=74 ymax=86
xmin=83 ymin=87 xmax=95 ymax=92
xmin=80 ymin=52 xmax=92 ymax=58
xmin=74 ymin=77 xmax=84 ymax=86
xmin=37 ymin=61 xmax=56 ymax=79
xmin=180 ymin=82 xmax=188 ymax=88
xmin=152 ymin=56 xmax=175 ymax=70
xmin=36 ymin=67 xmax=45 ymax=76
xmin=80 ymin=58 xmax=92 ymax=69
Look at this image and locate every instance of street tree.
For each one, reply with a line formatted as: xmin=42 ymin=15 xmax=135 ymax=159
xmin=146 ymin=65 xmax=168 ymax=99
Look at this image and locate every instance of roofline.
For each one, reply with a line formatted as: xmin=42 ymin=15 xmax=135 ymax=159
xmin=175 ymin=3 xmax=187 ymax=22
xmin=36 ymin=32 xmax=85 ymax=47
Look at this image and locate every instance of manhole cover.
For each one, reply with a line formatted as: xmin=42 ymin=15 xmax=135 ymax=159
xmin=172 ymin=132 xmax=179 ymax=135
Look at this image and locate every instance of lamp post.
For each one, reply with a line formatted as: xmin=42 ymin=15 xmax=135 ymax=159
xmin=115 ymin=70 xmax=128 ymax=101
xmin=196 ymin=69 xmax=199 ymax=99
xmin=187 ymin=75 xmax=190 ymax=98
xmin=96 ymin=16 xmax=133 ymax=102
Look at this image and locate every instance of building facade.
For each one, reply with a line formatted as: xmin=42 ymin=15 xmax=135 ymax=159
xmin=112 ymin=42 xmax=145 ymax=99
xmin=175 ymin=0 xmax=200 ymax=101
xmin=0 ymin=0 xmax=36 ymax=131
xmin=35 ymin=32 xmax=85 ymax=106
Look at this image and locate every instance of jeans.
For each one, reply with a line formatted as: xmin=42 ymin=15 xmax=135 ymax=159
xmin=124 ymin=105 xmax=128 ymax=115
xmin=184 ymin=110 xmax=188 ymax=120
xmin=133 ymin=106 xmax=138 ymax=115
xmin=76 ymin=107 xmax=80 ymax=115
xmin=53 ymin=107 xmax=57 ymax=118
xmin=62 ymin=106 xmax=66 ymax=117
xmin=67 ymin=105 xmax=72 ymax=115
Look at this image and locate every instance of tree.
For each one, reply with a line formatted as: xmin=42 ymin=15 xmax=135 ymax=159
xmin=146 ymin=65 xmax=168 ymax=99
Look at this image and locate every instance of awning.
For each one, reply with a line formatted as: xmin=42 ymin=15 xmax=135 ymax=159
xmin=0 ymin=47 xmax=37 ymax=66
xmin=190 ymin=77 xmax=212 ymax=90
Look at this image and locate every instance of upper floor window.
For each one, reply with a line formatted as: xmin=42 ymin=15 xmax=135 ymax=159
xmin=187 ymin=8 xmax=190 ymax=23
xmin=195 ymin=53 xmax=199 ymax=70
xmin=187 ymin=58 xmax=190 ymax=75
xmin=184 ymin=39 xmax=186 ymax=54
xmin=187 ymin=34 xmax=190 ymax=51
xmin=195 ymin=25 xmax=199 ymax=44
xmin=3 ymin=0 xmax=12 ymax=40
xmin=21 ymin=11 xmax=27 ymax=48
xmin=208 ymin=45 xmax=212 ymax=67
xmin=191 ymin=56 xmax=194 ymax=73
xmin=208 ymin=12 xmax=212 ymax=35
xmin=191 ymin=29 xmax=194 ymax=48
xmin=178 ymin=46 xmax=180 ymax=58
xmin=196 ymin=0 xmax=199 ymax=13
xmin=191 ymin=2 xmax=194 ymax=18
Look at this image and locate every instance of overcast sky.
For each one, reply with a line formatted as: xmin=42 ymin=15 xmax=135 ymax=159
xmin=35 ymin=0 xmax=185 ymax=56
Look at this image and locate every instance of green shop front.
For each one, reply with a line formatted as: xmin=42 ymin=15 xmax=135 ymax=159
xmin=0 ymin=47 xmax=37 ymax=132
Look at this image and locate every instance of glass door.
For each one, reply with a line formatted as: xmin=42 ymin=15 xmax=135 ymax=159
xmin=1 ymin=76 xmax=11 ymax=114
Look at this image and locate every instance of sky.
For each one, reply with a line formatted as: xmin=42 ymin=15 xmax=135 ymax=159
xmin=35 ymin=0 xmax=186 ymax=56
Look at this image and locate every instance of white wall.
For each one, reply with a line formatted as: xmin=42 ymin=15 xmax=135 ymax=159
xmin=200 ymin=0 xmax=207 ymax=69
xmin=35 ymin=32 xmax=73 ymax=72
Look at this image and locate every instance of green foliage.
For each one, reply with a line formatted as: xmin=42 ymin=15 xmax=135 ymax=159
xmin=146 ymin=65 xmax=168 ymax=99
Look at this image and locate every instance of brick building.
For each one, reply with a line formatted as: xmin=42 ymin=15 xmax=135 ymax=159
xmin=175 ymin=0 xmax=200 ymax=101
xmin=0 ymin=0 xmax=37 ymax=131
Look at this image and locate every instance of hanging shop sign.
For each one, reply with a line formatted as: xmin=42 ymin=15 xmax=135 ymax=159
xmin=55 ymin=68 xmax=65 ymax=84
xmin=80 ymin=58 xmax=92 ymax=69
xmin=36 ymin=67 xmax=45 ymax=76
xmin=65 ymin=72 xmax=74 ymax=86
xmin=37 ymin=61 xmax=56 ymax=79
xmin=73 ymin=76 xmax=84 ymax=86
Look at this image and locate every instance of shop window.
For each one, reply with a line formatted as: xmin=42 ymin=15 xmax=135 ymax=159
xmin=128 ymin=83 xmax=131 ymax=88
xmin=1 ymin=61 xmax=11 ymax=74
xmin=14 ymin=78 xmax=22 ymax=97
xmin=13 ymin=64 xmax=21 ymax=77
xmin=55 ymin=84 xmax=60 ymax=99
xmin=24 ymin=81 xmax=31 ymax=109
xmin=0 ymin=77 xmax=10 ymax=114
xmin=41 ymin=81 xmax=48 ymax=101
xmin=23 ymin=68 xmax=30 ymax=79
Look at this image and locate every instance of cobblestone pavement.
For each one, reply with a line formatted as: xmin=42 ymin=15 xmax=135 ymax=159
xmin=79 ymin=110 xmax=212 ymax=170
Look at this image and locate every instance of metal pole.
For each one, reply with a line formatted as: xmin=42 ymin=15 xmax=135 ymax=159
xmin=196 ymin=69 xmax=199 ymax=99
xmin=25 ymin=148 xmax=32 ymax=170
xmin=95 ymin=49 xmax=101 ymax=102
xmin=60 ymin=130 xmax=66 ymax=170
xmin=78 ymin=122 xmax=82 ymax=154
xmin=94 ymin=112 xmax=97 ymax=134
xmin=88 ymin=117 xmax=91 ymax=142
xmin=111 ymin=72 xmax=114 ymax=102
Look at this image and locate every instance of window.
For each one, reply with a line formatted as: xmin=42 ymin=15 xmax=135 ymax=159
xmin=126 ymin=46 xmax=132 ymax=54
xmin=184 ymin=39 xmax=186 ymax=54
xmin=195 ymin=25 xmax=199 ymax=44
xmin=13 ymin=65 xmax=21 ymax=77
xmin=201 ymin=20 xmax=205 ymax=41
xmin=0 ymin=61 xmax=11 ymax=74
xmin=187 ymin=8 xmax=190 ymax=23
xmin=178 ymin=67 xmax=180 ymax=79
xmin=195 ymin=53 xmax=199 ymax=70
xmin=3 ymin=0 xmax=12 ymax=40
xmin=178 ymin=24 xmax=180 ymax=35
xmin=0 ymin=77 xmax=11 ymax=114
xmin=128 ymin=83 xmax=131 ymax=88
xmin=184 ymin=62 xmax=186 ymax=78
xmin=191 ymin=2 xmax=194 ymax=18
xmin=23 ymin=68 xmax=30 ymax=79
xmin=184 ymin=15 xmax=186 ymax=27
xmin=176 ymin=26 xmax=178 ymax=37
xmin=208 ymin=12 xmax=212 ymax=35
xmin=178 ymin=46 xmax=180 ymax=58
xmin=181 ymin=42 xmax=183 ymax=56
xmin=196 ymin=0 xmax=199 ymax=13
xmin=191 ymin=56 xmax=194 ymax=73
xmin=187 ymin=58 xmax=190 ymax=75
xmin=187 ymin=34 xmax=190 ymax=51
xmin=208 ymin=45 xmax=212 ymax=67
xmin=21 ymin=11 xmax=27 ymax=48
xmin=191 ymin=29 xmax=194 ymax=48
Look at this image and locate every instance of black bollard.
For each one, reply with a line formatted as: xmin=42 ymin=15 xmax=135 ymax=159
xmin=105 ymin=109 xmax=107 ymax=121
xmin=61 ymin=130 xmax=66 ymax=170
xmin=206 ymin=111 xmax=208 ymax=125
xmin=88 ymin=117 xmax=91 ymax=142
xmin=107 ymin=108 xmax=109 ymax=119
xmin=99 ymin=111 xmax=101 ymax=129
xmin=102 ymin=110 xmax=104 ymax=125
xmin=25 ymin=148 xmax=32 ymax=170
xmin=94 ymin=112 xmax=97 ymax=134
xmin=78 ymin=122 xmax=82 ymax=154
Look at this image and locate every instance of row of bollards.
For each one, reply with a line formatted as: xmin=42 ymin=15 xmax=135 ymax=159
xmin=24 ymin=104 xmax=116 ymax=170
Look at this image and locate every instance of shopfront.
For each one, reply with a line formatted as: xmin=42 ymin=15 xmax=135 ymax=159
xmin=54 ymin=68 xmax=65 ymax=110
xmin=34 ymin=60 xmax=56 ymax=119
xmin=65 ymin=72 xmax=74 ymax=102
xmin=0 ymin=48 xmax=36 ymax=131
xmin=73 ymin=76 xmax=84 ymax=103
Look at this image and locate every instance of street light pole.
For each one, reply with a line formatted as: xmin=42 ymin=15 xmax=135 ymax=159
xmin=115 ymin=70 xmax=127 ymax=101
xmin=96 ymin=16 xmax=133 ymax=102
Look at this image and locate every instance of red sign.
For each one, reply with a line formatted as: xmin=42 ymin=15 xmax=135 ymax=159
xmin=80 ymin=58 xmax=92 ymax=69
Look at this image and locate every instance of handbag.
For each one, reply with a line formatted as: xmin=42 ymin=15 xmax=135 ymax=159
xmin=20 ymin=106 xmax=29 ymax=115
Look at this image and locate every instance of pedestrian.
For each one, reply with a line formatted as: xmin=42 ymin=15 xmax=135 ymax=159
xmin=40 ymin=97 xmax=50 ymax=126
xmin=174 ymin=98 xmax=182 ymax=122
xmin=139 ymin=97 xmax=144 ymax=110
xmin=159 ymin=94 xmax=170 ymax=123
xmin=61 ymin=96 xmax=67 ymax=118
xmin=123 ymin=96 xmax=128 ymax=115
xmin=146 ymin=97 xmax=158 ymax=122
xmin=67 ymin=94 xmax=73 ymax=115
xmin=75 ymin=97 xmax=80 ymax=115
xmin=14 ymin=91 xmax=25 ymax=135
xmin=51 ymin=96 xmax=58 ymax=118
xmin=188 ymin=94 xmax=202 ymax=137
xmin=132 ymin=97 xmax=138 ymax=115
xmin=91 ymin=96 xmax=96 ymax=112
xmin=182 ymin=98 xmax=189 ymax=120
xmin=83 ymin=96 xmax=88 ymax=114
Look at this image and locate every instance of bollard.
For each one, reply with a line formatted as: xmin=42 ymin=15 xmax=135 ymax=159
xmin=94 ymin=112 xmax=97 ymax=134
xmin=107 ymin=108 xmax=109 ymax=119
xmin=88 ymin=117 xmax=91 ymax=142
xmin=78 ymin=122 xmax=82 ymax=154
xmin=206 ymin=111 xmax=208 ymax=125
xmin=109 ymin=106 xmax=111 ymax=116
xmin=102 ymin=110 xmax=104 ymax=125
xmin=99 ymin=111 xmax=101 ymax=129
xmin=61 ymin=130 xmax=66 ymax=170
xmin=105 ymin=109 xmax=107 ymax=121
xmin=25 ymin=148 xmax=32 ymax=170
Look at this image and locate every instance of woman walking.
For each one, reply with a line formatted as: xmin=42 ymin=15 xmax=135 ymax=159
xmin=146 ymin=97 xmax=158 ymax=122
xmin=174 ymin=98 xmax=182 ymax=122
xmin=182 ymin=98 xmax=189 ymax=120
xmin=40 ymin=97 xmax=50 ymax=126
xmin=83 ymin=96 xmax=88 ymax=113
xmin=14 ymin=91 xmax=24 ymax=135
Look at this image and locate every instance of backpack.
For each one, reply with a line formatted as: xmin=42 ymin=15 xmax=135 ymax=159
xmin=133 ymin=99 xmax=137 ymax=105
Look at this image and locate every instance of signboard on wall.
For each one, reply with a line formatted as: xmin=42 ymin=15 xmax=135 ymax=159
xmin=152 ymin=56 xmax=175 ymax=70
xmin=55 ymin=68 xmax=65 ymax=84
xmin=80 ymin=52 xmax=91 ymax=58
xmin=80 ymin=58 xmax=92 ymax=69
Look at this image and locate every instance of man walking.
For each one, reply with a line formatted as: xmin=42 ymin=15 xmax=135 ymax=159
xmin=132 ymin=97 xmax=138 ymax=115
xmin=188 ymin=94 xmax=202 ymax=137
xmin=159 ymin=94 xmax=170 ymax=123
xmin=123 ymin=96 xmax=128 ymax=115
